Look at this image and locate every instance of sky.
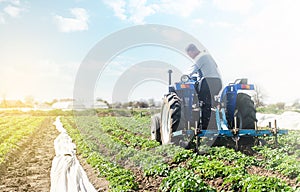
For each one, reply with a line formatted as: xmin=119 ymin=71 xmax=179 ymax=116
xmin=1 ymin=0 xmax=300 ymax=104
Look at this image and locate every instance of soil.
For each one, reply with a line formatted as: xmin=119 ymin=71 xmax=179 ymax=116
xmin=247 ymin=165 xmax=300 ymax=188
xmin=132 ymin=168 xmax=163 ymax=192
xmin=77 ymin=155 xmax=110 ymax=192
xmin=6 ymin=116 xmax=293 ymax=192
xmin=0 ymin=117 xmax=109 ymax=192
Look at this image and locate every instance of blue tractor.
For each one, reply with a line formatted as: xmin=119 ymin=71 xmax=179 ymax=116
xmin=151 ymin=71 xmax=287 ymax=151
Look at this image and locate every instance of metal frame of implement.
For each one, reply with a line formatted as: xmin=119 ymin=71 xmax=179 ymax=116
xmin=172 ymin=119 xmax=288 ymax=150
xmin=173 ymin=129 xmax=288 ymax=138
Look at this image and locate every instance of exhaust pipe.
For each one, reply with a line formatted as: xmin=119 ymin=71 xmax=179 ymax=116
xmin=168 ymin=69 xmax=173 ymax=85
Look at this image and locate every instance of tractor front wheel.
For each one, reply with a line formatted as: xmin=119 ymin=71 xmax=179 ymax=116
xmin=151 ymin=113 xmax=161 ymax=143
xmin=160 ymin=93 xmax=181 ymax=144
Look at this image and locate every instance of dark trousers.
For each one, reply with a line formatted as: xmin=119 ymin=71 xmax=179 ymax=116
xmin=197 ymin=78 xmax=222 ymax=129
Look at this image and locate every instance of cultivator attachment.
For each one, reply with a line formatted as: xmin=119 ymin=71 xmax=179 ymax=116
xmin=171 ymin=119 xmax=288 ymax=153
xmin=196 ymin=128 xmax=288 ymax=138
xmin=173 ymin=128 xmax=288 ymax=138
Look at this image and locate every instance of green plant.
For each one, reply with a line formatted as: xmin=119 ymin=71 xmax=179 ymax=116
xmin=159 ymin=167 xmax=216 ymax=192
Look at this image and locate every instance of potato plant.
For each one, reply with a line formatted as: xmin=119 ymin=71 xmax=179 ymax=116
xmin=61 ymin=115 xmax=300 ymax=191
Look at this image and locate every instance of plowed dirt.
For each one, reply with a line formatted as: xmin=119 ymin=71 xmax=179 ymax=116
xmin=0 ymin=117 xmax=109 ymax=192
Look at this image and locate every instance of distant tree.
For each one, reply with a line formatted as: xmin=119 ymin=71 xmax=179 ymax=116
xmin=42 ymin=101 xmax=52 ymax=107
xmin=24 ymin=95 xmax=34 ymax=107
xmin=254 ymin=85 xmax=266 ymax=107
xmin=133 ymin=101 xmax=140 ymax=108
xmin=122 ymin=102 xmax=129 ymax=108
xmin=51 ymin=99 xmax=58 ymax=105
xmin=121 ymin=101 xmax=135 ymax=108
xmin=1 ymin=94 xmax=7 ymax=108
xmin=44 ymin=99 xmax=58 ymax=106
xmin=148 ymin=98 xmax=155 ymax=107
xmin=132 ymin=101 xmax=149 ymax=108
xmin=139 ymin=101 xmax=149 ymax=108
xmin=112 ymin=102 xmax=122 ymax=108
xmin=96 ymin=98 xmax=111 ymax=108
xmin=16 ymin=100 xmax=26 ymax=107
xmin=292 ymin=99 xmax=300 ymax=109
xmin=275 ymin=102 xmax=285 ymax=110
xmin=128 ymin=101 xmax=133 ymax=107
xmin=60 ymin=98 xmax=74 ymax=102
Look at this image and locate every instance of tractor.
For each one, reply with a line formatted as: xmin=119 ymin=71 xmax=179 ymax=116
xmin=151 ymin=70 xmax=287 ymax=152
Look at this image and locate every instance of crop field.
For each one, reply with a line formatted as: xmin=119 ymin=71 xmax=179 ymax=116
xmin=61 ymin=113 xmax=300 ymax=191
xmin=0 ymin=115 xmax=58 ymax=191
xmin=0 ymin=116 xmax=46 ymax=164
xmin=0 ymin=112 xmax=299 ymax=191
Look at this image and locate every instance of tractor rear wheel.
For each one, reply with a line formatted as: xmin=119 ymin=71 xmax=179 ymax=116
xmin=235 ymin=93 xmax=257 ymax=129
xmin=151 ymin=113 xmax=161 ymax=143
xmin=160 ymin=93 xmax=181 ymax=144
xmin=235 ymin=93 xmax=257 ymax=151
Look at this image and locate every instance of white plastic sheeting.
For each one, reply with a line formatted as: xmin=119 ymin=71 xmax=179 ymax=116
xmin=50 ymin=117 xmax=97 ymax=192
xmin=257 ymin=111 xmax=300 ymax=130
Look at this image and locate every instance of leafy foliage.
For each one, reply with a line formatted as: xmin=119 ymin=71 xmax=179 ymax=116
xmin=61 ymin=115 xmax=299 ymax=191
xmin=160 ymin=167 xmax=216 ymax=192
xmin=61 ymin=117 xmax=139 ymax=191
xmin=0 ymin=116 xmax=46 ymax=164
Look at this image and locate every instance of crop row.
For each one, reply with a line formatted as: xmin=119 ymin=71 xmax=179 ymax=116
xmin=158 ymin=147 xmax=296 ymax=191
xmin=62 ymin=117 xmax=171 ymax=175
xmin=0 ymin=117 xmax=40 ymax=143
xmin=98 ymin=117 xmax=159 ymax=149
xmin=115 ymin=116 xmax=151 ymax=137
xmin=61 ymin=117 xmax=139 ymax=191
xmin=62 ymin=115 xmax=299 ymax=191
xmin=61 ymin=116 xmax=202 ymax=189
xmin=254 ymin=146 xmax=300 ymax=181
xmin=253 ymin=131 xmax=300 ymax=181
xmin=0 ymin=116 xmax=46 ymax=164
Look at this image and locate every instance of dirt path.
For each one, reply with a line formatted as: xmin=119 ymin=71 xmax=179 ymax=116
xmin=0 ymin=117 xmax=59 ymax=191
xmin=0 ymin=116 xmax=109 ymax=192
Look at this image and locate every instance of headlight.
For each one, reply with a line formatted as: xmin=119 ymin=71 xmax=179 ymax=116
xmin=181 ymin=75 xmax=190 ymax=82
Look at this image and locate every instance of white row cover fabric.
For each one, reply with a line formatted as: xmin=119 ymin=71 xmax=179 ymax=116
xmin=50 ymin=116 xmax=97 ymax=192
xmin=257 ymin=111 xmax=300 ymax=130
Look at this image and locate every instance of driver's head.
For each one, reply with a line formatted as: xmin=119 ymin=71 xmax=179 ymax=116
xmin=185 ymin=44 xmax=200 ymax=59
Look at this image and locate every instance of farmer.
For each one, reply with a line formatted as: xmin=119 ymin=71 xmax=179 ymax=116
xmin=185 ymin=43 xmax=223 ymax=128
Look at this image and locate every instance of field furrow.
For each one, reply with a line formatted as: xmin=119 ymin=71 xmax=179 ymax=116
xmin=61 ymin=114 xmax=300 ymax=191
